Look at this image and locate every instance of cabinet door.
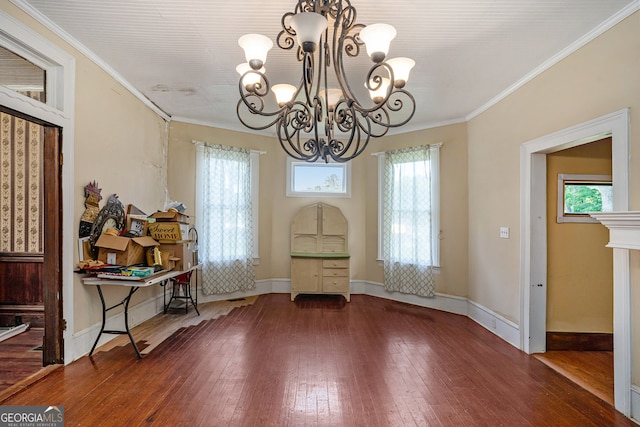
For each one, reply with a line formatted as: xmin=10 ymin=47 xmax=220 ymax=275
xmin=291 ymin=258 xmax=321 ymax=292
xmin=322 ymin=204 xmax=347 ymax=236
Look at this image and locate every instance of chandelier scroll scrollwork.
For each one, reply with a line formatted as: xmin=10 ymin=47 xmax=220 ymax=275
xmin=237 ymin=0 xmax=416 ymax=163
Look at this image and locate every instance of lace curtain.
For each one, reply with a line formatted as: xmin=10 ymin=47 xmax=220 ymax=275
xmin=382 ymin=145 xmax=435 ymax=297
xmin=198 ymin=144 xmax=255 ymax=295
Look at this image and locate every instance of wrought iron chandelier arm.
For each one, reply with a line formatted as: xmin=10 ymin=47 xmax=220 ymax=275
xmin=364 ymin=89 xmax=416 ymax=130
xmin=237 ymin=70 xmax=308 ymax=131
xmin=332 ymin=11 xmax=365 ymax=106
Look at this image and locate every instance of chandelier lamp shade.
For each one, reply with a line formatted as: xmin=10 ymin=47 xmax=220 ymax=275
xmin=236 ymin=0 xmax=416 ymax=163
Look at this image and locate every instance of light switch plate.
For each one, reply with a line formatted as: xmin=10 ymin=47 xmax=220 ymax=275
xmin=500 ymin=227 xmax=510 ymax=239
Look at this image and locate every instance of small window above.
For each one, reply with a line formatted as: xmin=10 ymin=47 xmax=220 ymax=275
xmin=286 ymin=157 xmax=351 ymax=198
xmin=557 ymin=174 xmax=612 ymax=223
xmin=0 ymin=45 xmax=46 ymax=102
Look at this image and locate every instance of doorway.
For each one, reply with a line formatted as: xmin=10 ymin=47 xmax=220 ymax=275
xmin=520 ymin=109 xmax=630 ymax=415
xmin=534 ymin=138 xmax=614 ymax=404
xmin=0 ymin=106 xmax=63 ymax=366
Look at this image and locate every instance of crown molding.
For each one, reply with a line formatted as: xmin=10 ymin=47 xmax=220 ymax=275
xmin=8 ymin=0 xmax=171 ymax=122
xmin=466 ymin=0 xmax=640 ymax=122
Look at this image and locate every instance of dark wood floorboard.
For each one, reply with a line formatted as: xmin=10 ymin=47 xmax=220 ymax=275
xmin=0 ymin=294 xmax=634 ymax=426
xmin=0 ymin=328 xmax=44 ymax=392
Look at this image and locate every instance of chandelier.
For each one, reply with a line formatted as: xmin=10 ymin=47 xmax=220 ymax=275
xmin=236 ymin=0 xmax=416 ymax=163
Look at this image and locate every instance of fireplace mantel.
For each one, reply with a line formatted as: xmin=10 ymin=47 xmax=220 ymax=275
xmin=591 ymin=211 xmax=640 ymax=250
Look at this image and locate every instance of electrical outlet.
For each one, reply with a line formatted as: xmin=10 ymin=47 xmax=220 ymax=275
xmin=499 ymin=227 xmax=510 ymax=239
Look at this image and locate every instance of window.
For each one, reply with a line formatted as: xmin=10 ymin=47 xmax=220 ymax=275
xmin=376 ymin=144 xmax=440 ymax=298
xmin=377 ymin=144 xmax=442 ymax=267
xmin=286 ymin=157 xmax=351 ymax=197
xmin=0 ymin=45 xmax=46 ymax=102
xmin=195 ymin=143 xmax=259 ymax=295
xmin=557 ymin=174 xmax=612 ymax=223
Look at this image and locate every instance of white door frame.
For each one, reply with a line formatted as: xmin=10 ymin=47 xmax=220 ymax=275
xmin=0 ymin=10 xmax=76 ymax=362
xmin=520 ymin=108 xmax=630 ymax=414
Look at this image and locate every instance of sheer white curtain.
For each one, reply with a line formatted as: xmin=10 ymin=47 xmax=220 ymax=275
xmin=382 ymin=145 xmax=435 ymax=297
xmin=197 ymin=144 xmax=255 ymax=295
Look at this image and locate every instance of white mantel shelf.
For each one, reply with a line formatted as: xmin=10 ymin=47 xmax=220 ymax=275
xmin=591 ymin=211 xmax=640 ymax=250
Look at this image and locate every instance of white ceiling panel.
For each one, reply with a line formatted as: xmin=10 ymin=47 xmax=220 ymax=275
xmin=15 ymin=0 xmax=636 ymax=134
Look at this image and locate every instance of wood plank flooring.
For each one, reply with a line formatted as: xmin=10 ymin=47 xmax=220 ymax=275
xmin=0 ymin=328 xmax=44 ymax=393
xmin=0 ymin=294 xmax=634 ymax=426
xmin=534 ymin=351 xmax=614 ymax=406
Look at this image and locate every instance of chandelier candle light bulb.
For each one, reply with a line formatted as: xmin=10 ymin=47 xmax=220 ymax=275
xmin=236 ymin=63 xmax=266 ymax=92
xmin=359 ymin=23 xmax=397 ymax=63
xmin=272 ymin=84 xmax=297 ymax=107
xmin=386 ymin=57 xmax=415 ymax=88
xmin=366 ymin=77 xmax=391 ymax=104
xmin=289 ymin=12 xmax=329 ymax=53
xmin=319 ymin=88 xmax=343 ymax=111
xmin=238 ymin=34 xmax=273 ymax=70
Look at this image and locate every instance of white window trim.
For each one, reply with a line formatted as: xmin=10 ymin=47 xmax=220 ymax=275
xmin=0 ymin=11 xmax=75 ymax=122
xmin=194 ymin=141 xmax=262 ymax=263
xmin=557 ymin=173 xmax=612 ymax=223
xmin=374 ymin=143 xmax=441 ymax=268
xmin=285 ymin=157 xmax=352 ymax=198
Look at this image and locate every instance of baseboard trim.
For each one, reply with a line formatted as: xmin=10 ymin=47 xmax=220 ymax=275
xmin=546 ymin=331 xmax=613 ymax=351
xmin=71 ymin=279 xmax=519 ymax=362
xmin=467 ymin=300 xmax=520 ymax=348
xmin=362 ymin=281 xmax=468 ymax=315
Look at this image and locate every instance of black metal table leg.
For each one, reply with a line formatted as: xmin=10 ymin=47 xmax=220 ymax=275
xmin=89 ymin=285 xmax=142 ymax=359
xmin=188 ymin=276 xmax=200 ymax=315
xmin=164 ymin=275 xmax=200 ymax=316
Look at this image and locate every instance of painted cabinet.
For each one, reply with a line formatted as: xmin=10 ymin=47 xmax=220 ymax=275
xmin=290 ymin=203 xmax=350 ymax=301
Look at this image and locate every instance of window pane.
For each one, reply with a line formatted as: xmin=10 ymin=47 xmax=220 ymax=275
xmin=0 ymin=46 xmax=46 ymax=102
xmin=387 ymin=158 xmax=431 ymax=264
xmin=564 ymin=182 xmax=613 ymax=214
xmin=292 ymin=164 xmax=345 ymax=193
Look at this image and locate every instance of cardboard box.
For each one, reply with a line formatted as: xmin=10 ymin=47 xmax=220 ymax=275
xmin=126 ymin=215 xmax=149 ymax=237
xmin=159 ymin=242 xmax=193 ymax=271
xmin=96 ymin=235 xmax=159 ymax=266
xmin=148 ymin=221 xmax=189 ymax=242
xmin=150 ymin=211 xmax=189 ymax=224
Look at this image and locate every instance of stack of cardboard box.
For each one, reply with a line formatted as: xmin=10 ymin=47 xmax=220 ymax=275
xmin=148 ymin=211 xmax=194 ymax=271
xmin=92 ymin=209 xmax=194 ymax=272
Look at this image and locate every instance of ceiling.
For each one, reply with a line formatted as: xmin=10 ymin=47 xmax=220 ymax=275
xmin=14 ymin=0 xmax=636 ymax=136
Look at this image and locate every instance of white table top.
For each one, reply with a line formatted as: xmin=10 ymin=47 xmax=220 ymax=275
xmin=82 ymin=264 xmax=202 ymax=287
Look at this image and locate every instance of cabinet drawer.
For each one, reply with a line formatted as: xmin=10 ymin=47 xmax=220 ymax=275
xmin=322 ymin=258 xmax=349 ymax=268
xmin=323 ymin=268 xmax=349 ymax=277
xmin=323 ymin=277 xmax=349 ymax=293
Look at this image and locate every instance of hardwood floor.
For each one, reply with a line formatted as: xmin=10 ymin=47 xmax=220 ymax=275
xmin=534 ymin=351 xmax=614 ymax=406
xmin=0 ymin=328 xmax=45 ymax=394
xmin=0 ymin=294 xmax=634 ymax=426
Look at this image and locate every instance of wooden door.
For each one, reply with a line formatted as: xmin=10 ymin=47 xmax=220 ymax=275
xmin=0 ymin=107 xmax=63 ymax=365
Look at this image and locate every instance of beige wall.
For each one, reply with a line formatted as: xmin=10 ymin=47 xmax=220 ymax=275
xmin=546 ymin=139 xmax=613 ymax=333
xmin=467 ymin=11 xmax=640 ymax=325
xmin=167 ymin=122 xmax=370 ymax=283
xmin=167 ymin=121 xmax=469 ymax=296
xmin=72 ymin=57 xmax=168 ymax=332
